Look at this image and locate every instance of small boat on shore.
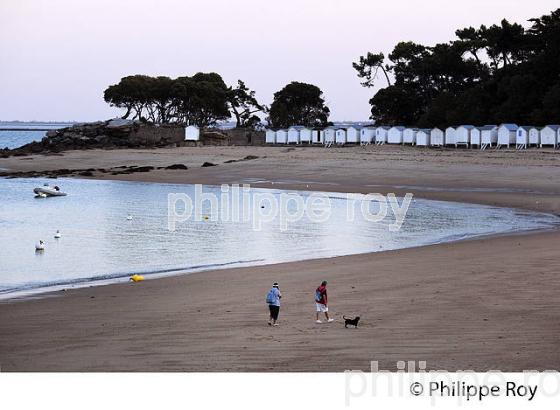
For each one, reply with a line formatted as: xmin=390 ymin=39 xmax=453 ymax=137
xmin=33 ymin=185 xmax=67 ymax=197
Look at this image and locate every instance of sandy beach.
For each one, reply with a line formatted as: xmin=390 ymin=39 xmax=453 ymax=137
xmin=1 ymin=145 xmax=560 ymax=371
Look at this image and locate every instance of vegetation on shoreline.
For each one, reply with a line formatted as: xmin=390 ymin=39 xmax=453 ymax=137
xmin=354 ymin=8 xmax=560 ymax=127
xmin=104 ymin=73 xmax=266 ymax=128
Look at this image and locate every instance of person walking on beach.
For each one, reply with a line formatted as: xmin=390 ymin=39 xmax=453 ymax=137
xmin=266 ymin=282 xmax=282 ymax=326
xmin=315 ymin=280 xmax=334 ymax=323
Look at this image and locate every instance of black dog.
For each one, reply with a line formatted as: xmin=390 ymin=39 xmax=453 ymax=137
xmin=343 ymin=316 xmax=360 ymax=328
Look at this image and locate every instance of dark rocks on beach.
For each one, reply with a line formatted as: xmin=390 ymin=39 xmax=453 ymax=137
xmin=223 ymin=155 xmax=259 ymax=164
xmin=201 ymin=162 xmax=217 ymax=167
xmin=164 ymin=163 xmax=188 ymax=170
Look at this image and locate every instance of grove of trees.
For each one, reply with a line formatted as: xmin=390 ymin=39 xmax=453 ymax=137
xmin=353 ymin=8 xmax=560 ymax=128
xmin=104 ymin=73 xmax=266 ymax=128
xmin=267 ymin=82 xmax=330 ymax=128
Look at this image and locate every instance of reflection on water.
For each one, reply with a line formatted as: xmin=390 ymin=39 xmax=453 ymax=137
xmin=0 ymin=178 xmax=558 ymax=299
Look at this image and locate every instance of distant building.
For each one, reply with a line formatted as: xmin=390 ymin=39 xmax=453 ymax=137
xmin=387 ymin=126 xmax=405 ymax=144
xmin=360 ymin=127 xmax=376 ymax=145
xmin=275 ymin=129 xmax=288 ymax=144
xmin=430 ymin=128 xmax=444 ymax=146
xmin=376 ymin=126 xmax=389 ymax=145
xmin=185 ymin=125 xmax=200 ymax=141
xmin=470 ymin=127 xmax=482 ymax=148
xmin=265 ymin=129 xmax=276 ymax=144
xmin=445 ymin=127 xmax=457 ymax=147
xmin=480 ymin=125 xmax=498 ymax=149
xmin=497 ymin=124 xmax=518 ymax=148
xmin=516 ymin=126 xmax=538 ymax=149
xmin=323 ymin=127 xmax=336 ymax=145
xmin=403 ymin=128 xmax=418 ymax=145
xmin=346 ymin=126 xmax=362 ymax=144
xmin=288 ymin=126 xmax=305 ymax=144
xmin=299 ymin=127 xmax=313 ymax=144
xmin=416 ymin=129 xmax=431 ymax=146
xmin=335 ymin=127 xmax=347 ymax=145
xmin=540 ymin=125 xmax=560 ymax=148
xmin=456 ymin=125 xmax=475 ymax=147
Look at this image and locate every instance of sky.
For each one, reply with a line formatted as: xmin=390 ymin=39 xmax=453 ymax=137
xmin=1 ymin=0 xmax=558 ymax=122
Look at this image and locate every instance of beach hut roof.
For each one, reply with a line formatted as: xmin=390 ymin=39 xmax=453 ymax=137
xmin=519 ymin=126 xmax=537 ymax=131
xmin=459 ymin=125 xmax=475 ymax=130
xmin=545 ymin=124 xmax=560 ymax=131
xmin=377 ymin=126 xmax=390 ymax=130
xmin=289 ymin=125 xmax=306 ymax=130
xmin=390 ymin=126 xmax=406 ymax=131
xmin=500 ymin=123 xmax=518 ymax=130
xmin=479 ymin=125 xmax=498 ymax=131
xmin=419 ymin=128 xmax=431 ymax=133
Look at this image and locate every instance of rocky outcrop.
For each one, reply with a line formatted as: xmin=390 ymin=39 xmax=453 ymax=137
xmin=1 ymin=119 xmax=185 ymax=157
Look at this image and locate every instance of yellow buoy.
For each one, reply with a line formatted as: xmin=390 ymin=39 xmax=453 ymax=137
xmin=130 ymin=274 xmax=145 ymax=283
xmin=203 ymin=216 xmax=209 ymax=221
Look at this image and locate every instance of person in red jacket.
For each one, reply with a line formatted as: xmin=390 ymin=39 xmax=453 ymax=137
xmin=315 ymin=280 xmax=334 ymax=323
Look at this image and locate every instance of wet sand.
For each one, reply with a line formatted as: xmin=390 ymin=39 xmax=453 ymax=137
xmin=1 ymin=145 xmax=560 ymax=371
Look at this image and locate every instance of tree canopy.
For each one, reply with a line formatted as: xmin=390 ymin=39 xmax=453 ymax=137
xmin=353 ymin=8 xmax=560 ymax=127
xmin=268 ymin=82 xmax=330 ymax=128
xmin=104 ymin=74 xmax=265 ymax=128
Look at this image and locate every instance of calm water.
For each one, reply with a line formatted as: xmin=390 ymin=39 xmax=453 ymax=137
xmin=0 ymin=122 xmax=72 ymax=149
xmin=0 ymin=178 xmax=558 ymax=299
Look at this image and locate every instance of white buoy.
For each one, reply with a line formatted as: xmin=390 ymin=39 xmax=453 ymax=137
xmin=54 ymin=230 xmax=61 ymax=239
xmin=35 ymin=240 xmax=45 ymax=251
xmin=126 ymin=214 xmax=133 ymax=220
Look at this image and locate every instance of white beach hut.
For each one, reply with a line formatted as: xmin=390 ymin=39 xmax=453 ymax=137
xmin=430 ymin=128 xmax=444 ymax=147
xmin=185 ymin=125 xmax=200 ymax=141
xmin=445 ymin=127 xmax=457 ymax=147
xmin=480 ymin=125 xmax=498 ymax=150
xmin=323 ymin=127 xmax=336 ymax=146
xmin=540 ymin=125 xmax=560 ymax=148
xmin=312 ymin=128 xmax=324 ymax=144
xmin=529 ymin=127 xmax=541 ymax=147
xmin=516 ymin=126 xmax=538 ymax=149
xmin=346 ymin=126 xmax=361 ymax=144
xmin=360 ymin=127 xmax=376 ymax=145
xmin=456 ymin=125 xmax=475 ymax=147
xmin=287 ymin=126 xmax=304 ymax=144
xmin=275 ymin=129 xmax=288 ymax=144
xmin=376 ymin=127 xmax=389 ymax=145
xmin=497 ymin=124 xmax=518 ymax=148
xmin=403 ymin=128 xmax=418 ymax=145
xmin=470 ymin=128 xmax=482 ymax=148
xmin=335 ymin=127 xmax=347 ymax=145
xmin=388 ymin=126 xmax=405 ymax=144
xmin=299 ymin=127 xmax=313 ymax=144
xmin=416 ymin=129 xmax=431 ymax=146
xmin=265 ymin=129 xmax=276 ymax=144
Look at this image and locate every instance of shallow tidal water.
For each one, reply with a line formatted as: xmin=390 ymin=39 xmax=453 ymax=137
xmin=0 ymin=178 xmax=558 ymax=299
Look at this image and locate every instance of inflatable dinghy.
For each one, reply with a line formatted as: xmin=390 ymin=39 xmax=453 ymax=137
xmin=33 ymin=186 xmax=67 ymax=197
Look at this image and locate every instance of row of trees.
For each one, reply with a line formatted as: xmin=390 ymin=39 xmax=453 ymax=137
xmin=105 ymin=74 xmax=331 ymax=129
xmin=353 ymin=8 xmax=560 ymax=127
xmin=104 ymin=74 xmax=266 ymax=128
xmin=105 ymin=9 xmax=560 ymax=130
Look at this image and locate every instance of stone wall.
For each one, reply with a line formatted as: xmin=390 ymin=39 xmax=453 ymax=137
xmin=130 ymin=125 xmax=184 ymax=146
xmin=218 ymin=128 xmax=265 ymax=146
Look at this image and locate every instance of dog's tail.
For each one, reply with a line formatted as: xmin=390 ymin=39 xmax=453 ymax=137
xmin=343 ymin=315 xmax=349 ymax=320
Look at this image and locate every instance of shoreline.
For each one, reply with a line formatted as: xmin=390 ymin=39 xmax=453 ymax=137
xmin=2 ymin=176 xmax=559 ymax=302
xmin=2 ymin=146 xmax=560 ymax=371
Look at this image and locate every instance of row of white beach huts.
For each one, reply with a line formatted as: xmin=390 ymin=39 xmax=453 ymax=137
xmin=265 ymin=124 xmax=560 ymax=150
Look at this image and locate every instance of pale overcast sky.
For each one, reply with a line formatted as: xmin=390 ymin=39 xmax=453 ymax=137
xmin=0 ymin=0 xmax=558 ymax=122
